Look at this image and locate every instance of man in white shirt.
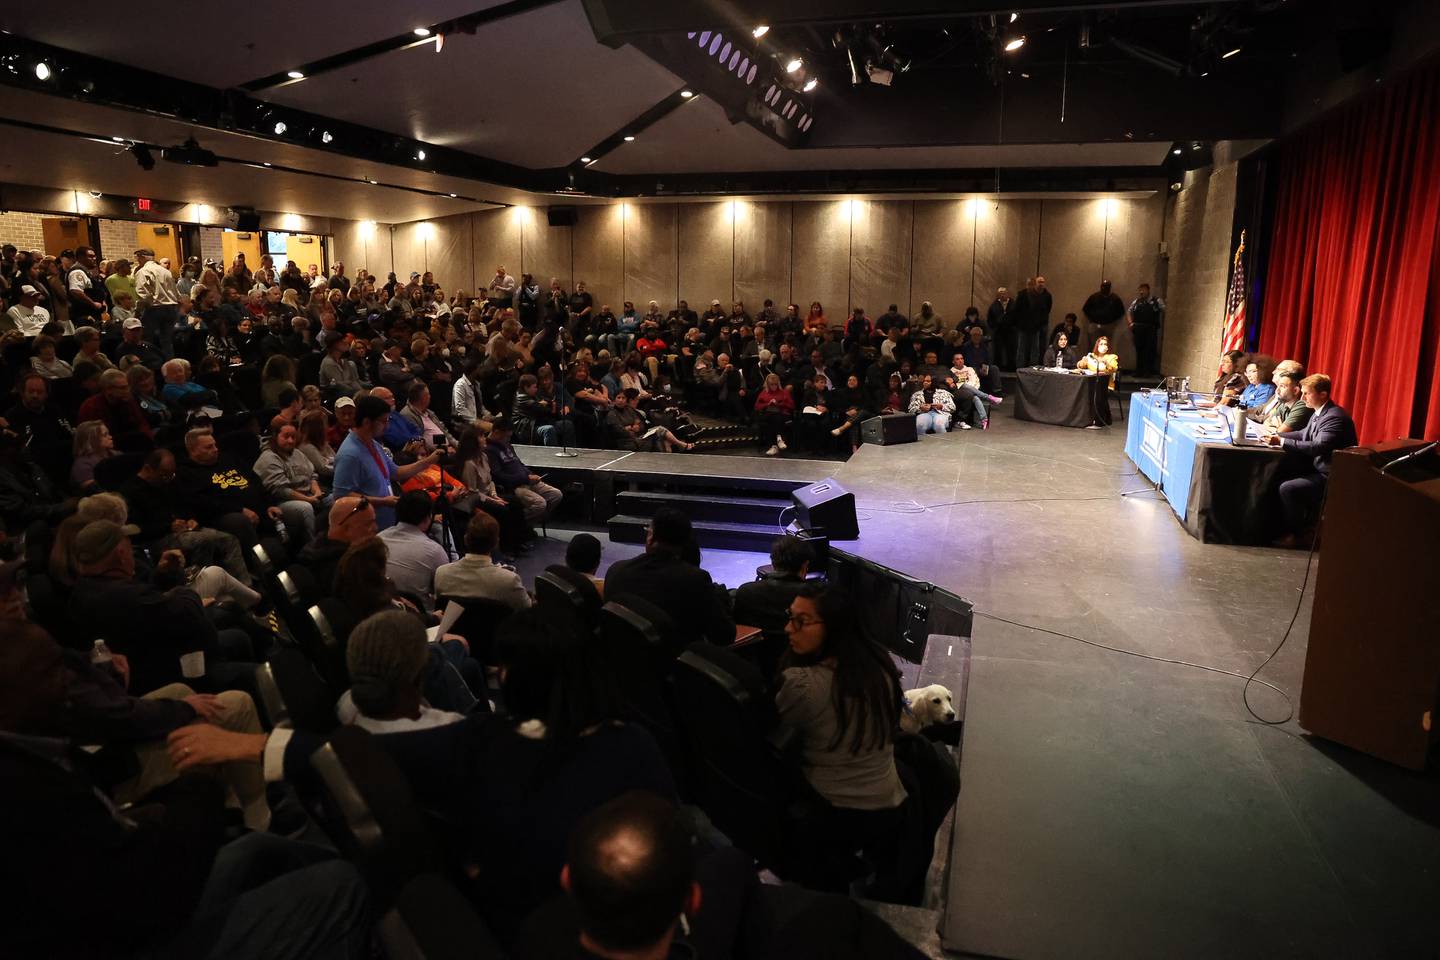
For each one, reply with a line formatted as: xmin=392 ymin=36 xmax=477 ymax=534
xmin=378 ymin=490 xmax=452 ymax=611
xmin=433 ymin=511 xmax=531 ymax=611
xmin=451 ymin=356 xmax=492 ymax=435
xmin=133 ymin=247 xmax=179 ymax=356
xmin=3 ymin=284 xmax=50 ymax=336
xmin=487 ymin=264 xmax=516 ymax=307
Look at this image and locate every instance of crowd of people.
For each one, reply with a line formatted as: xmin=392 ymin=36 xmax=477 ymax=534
xmin=0 ymin=243 xmax=970 ymax=957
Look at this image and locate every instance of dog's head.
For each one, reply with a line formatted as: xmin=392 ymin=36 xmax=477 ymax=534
xmin=903 ymin=684 xmax=956 ymax=727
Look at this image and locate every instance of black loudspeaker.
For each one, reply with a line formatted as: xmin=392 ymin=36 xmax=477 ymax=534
xmin=791 ymin=479 xmax=859 ymax=541
xmin=547 ymin=206 xmax=577 ymax=227
xmin=861 ymin=413 xmax=917 ymax=446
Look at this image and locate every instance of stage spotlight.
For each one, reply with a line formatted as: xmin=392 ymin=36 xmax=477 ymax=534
xmin=1222 ymin=47 xmax=1242 ymax=59
xmin=413 ymin=27 xmax=431 ymax=37
xmin=273 ymin=121 xmax=287 ymax=135
xmin=1004 ymin=36 xmax=1026 ymax=52
xmin=321 ymin=130 xmax=333 ymax=144
xmin=286 ymin=70 xmax=304 ymax=80
xmin=803 ymin=78 xmax=818 ymax=92
xmin=130 ymin=144 xmax=155 ymax=170
xmin=1009 ymin=11 xmax=1019 ymax=23
xmin=34 ymin=61 xmax=52 ymax=81
xmin=753 ymin=25 xmax=769 ymax=39
xmin=785 ymin=57 xmax=803 ymax=73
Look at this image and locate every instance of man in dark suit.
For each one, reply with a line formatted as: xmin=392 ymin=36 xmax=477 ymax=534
xmin=604 ymin=508 xmax=734 ymax=648
xmin=733 ymin=535 xmax=815 ymax=633
xmin=1265 ymin=373 xmax=1358 ymax=547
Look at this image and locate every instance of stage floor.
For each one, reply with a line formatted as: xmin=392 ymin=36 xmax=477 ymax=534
xmin=821 ymin=412 xmax=1440 ymax=958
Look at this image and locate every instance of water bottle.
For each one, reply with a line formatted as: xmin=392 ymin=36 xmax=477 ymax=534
xmin=91 ymin=639 xmax=113 ymax=666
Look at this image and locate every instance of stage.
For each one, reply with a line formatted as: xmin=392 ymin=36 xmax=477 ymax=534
xmin=528 ymin=406 xmax=1440 ymax=958
xmin=825 ymin=413 xmax=1440 ymax=958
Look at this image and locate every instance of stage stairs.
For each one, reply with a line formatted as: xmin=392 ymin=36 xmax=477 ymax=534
xmin=607 ymin=488 xmax=794 ymax=552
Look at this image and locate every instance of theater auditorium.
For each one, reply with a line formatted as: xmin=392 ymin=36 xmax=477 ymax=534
xmin=1 ymin=1 xmax=1438 ymax=957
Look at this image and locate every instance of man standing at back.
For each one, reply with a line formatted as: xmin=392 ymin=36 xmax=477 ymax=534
xmin=1082 ymin=280 xmax=1126 ymax=357
xmin=1126 ymin=282 xmax=1165 ymax=377
xmin=133 ymin=247 xmax=180 ymax=357
xmin=604 ymin=508 xmax=734 ymax=648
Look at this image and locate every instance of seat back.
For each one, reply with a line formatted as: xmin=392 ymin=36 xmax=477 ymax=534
xmin=92 ymin=452 xmax=147 ymax=492
xmin=671 ymin=642 xmax=803 ymax=868
xmin=435 ymin=595 xmax=515 ymax=665
xmin=599 ymin=599 xmax=685 ymax=774
xmin=377 ymin=873 xmax=506 ymax=960
xmin=250 ymin=542 xmax=276 ymax=577
xmin=306 ymin=598 xmax=355 ymax=688
xmin=534 ymin=568 xmax=598 ymax=641
xmin=266 ymin=646 xmax=340 ymax=735
xmin=310 ymin=726 xmax=440 ymax=911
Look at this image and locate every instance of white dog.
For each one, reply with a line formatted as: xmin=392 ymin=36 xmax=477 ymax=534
xmin=900 ymin=684 xmax=956 ymax=733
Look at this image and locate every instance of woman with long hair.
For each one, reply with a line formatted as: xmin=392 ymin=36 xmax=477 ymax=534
xmin=754 ymin=372 xmax=794 ymax=456
xmin=453 ymin=426 xmax=529 ymax=556
xmin=297 ymin=408 xmax=336 ymax=479
xmin=70 ymin=420 xmax=115 ymax=492
xmin=776 ymin=583 xmax=909 ymax=895
xmin=1201 ymin=348 xmax=1247 ymax=408
xmin=260 ymin=353 xmax=297 ymax=407
xmin=804 ymin=300 xmax=828 ymax=334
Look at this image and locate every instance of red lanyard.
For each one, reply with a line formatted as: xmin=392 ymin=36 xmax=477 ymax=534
xmin=364 ymin=438 xmax=387 ymax=476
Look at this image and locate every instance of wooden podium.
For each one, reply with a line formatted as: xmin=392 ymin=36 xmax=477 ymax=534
xmin=1300 ymin=439 xmax=1440 ymax=769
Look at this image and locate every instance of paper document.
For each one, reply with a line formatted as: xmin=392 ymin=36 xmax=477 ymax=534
xmin=426 ymin=600 xmax=466 ymax=642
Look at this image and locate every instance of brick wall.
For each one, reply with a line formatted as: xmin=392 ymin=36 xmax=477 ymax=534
xmin=1162 ymin=162 xmax=1239 ymax=387
xmin=199 ymin=226 xmax=225 ymax=264
xmin=97 ymin=218 xmax=142 ymax=260
xmin=0 ymin=210 xmax=47 ymax=252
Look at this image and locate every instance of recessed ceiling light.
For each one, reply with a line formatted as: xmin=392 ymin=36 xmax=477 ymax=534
xmin=785 ymin=57 xmax=803 ymax=73
xmin=1172 ymin=148 xmax=1183 ymax=155
xmin=580 ymin=156 xmax=592 ymax=163
xmin=680 ymin=90 xmax=694 ymax=98
xmin=1004 ymin=36 xmax=1025 ymax=52
xmin=803 ymin=78 xmax=818 ymax=92
xmin=34 ymin=62 xmax=52 ymax=81
xmin=752 ymin=25 xmax=769 ymax=39
xmin=1222 ymin=47 xmax=1242 ymax=59
xmin=416 ymin=149 xmax=426 ymax=160
xmin=449 ymin=193 xmax=458 ymax=198
xmin=413 ymin=27 xmax=431 ymax=37
xmin=263 ymin=162 xmax=272 ymax=167
xmin=1009 ymin=12 xmax=1019 ymax=23
xmin=321 ymin=130 xmax=333 ymax=144
xmin=111 ymin=136 xmax=125 ymax=142
xmin=273 ymin=121 xmax=287 ymax=135
xmin=286 ymin=70 xmax=305 ymax=80
xmin=623 ymin=135 xmax=636 ymax=142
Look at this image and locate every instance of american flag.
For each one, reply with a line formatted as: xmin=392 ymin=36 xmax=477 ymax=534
xmin=1220 ymin=231 xmax=1247 ymax=362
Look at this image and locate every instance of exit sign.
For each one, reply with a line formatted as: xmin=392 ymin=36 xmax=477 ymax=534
xmin=136 ymin=198 xmax=152 ymax=211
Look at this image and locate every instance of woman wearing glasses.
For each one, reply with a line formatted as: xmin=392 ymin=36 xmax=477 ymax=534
xmin=775 ymin=583 xmax=909 ymax=899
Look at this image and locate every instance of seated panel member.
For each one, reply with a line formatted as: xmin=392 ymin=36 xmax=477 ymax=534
xmin=1264 ymin=374 xmax=1357 ymax=547
xmin=1261 ymin=369 xmax=1313 ymax=436
xmin=1043 ymin=332 xmax=1080 ymax=369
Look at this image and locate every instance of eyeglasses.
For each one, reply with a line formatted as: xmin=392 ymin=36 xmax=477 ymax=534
xmin=787 ymin=614 xmax=824 ymax=629
xmin=339 ymin=496 xmax=371 ymax=523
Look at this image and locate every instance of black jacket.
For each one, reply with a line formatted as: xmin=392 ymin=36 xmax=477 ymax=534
xmin=68 ymin=574 xmax=216 ymax=694
xmin=604 ymin=548 xmax=734 ymax=648
xmin=175 ymin=454 xmax=268 ymax=523
xmin=733 ymin=573 xmax=809 ymax=633
xmin=0 ymin=456 xmax=71 ymax=529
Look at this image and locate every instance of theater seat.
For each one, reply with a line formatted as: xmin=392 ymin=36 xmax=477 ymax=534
xmin=305 ymin=598 xmax=354 ymax=688
xmin=378 ymin=873 xmax=506 ymax=960
xmin=263 ymin=647 xmax=339 ymax=735
xmin=310 ymin=726 xmax=441 ymax=911
xmin=435 ymin=595 xmax=514 ymax=666
xmin=534 ymin=568 xmax=599 ymax=641
xmin=598 ymin=598 xmax=685 ymax=783
xmin=92 ymin=451 xmax=146 ymax=491
xmin=671 ymin=642 xmax=856 ymax=882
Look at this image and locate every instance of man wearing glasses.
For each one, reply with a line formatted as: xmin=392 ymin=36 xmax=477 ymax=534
xmin=332 ymin=395 xmax=440 ymax=530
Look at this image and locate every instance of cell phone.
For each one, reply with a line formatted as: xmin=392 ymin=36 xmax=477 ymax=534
xmin=431 ymin=434 xmax=445 ymax=447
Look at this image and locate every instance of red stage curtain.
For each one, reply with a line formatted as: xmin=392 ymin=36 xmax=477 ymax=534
xmin=1258 ymin=58 xmax=1440 ymax=443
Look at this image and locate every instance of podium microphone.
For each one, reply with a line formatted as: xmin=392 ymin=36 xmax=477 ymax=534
xmin=1380 ymin=441 xmax=1438 ymax=475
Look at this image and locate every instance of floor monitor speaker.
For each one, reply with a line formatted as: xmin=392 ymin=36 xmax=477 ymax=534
xmin=861 ymin=413 xmax=917 ymax=446
xmin=791 ymin=479 xmax=859 ymax=541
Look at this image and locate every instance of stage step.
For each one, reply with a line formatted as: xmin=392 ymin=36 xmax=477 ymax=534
xmin=615 ymin=490 xmax=792 ymax=525
xmin=608 ymin=514 xmax=783 ymax=552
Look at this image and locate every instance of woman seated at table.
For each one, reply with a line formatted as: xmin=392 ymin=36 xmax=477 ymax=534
xmin=1198 ymin=349 xmax=1246 ymax=407
xmin=775 ymin=584 xmax=911 ymax=899
xmin=1237 ymin=359 xmax=1276 ymax=410
xmin=1077 ymin=335 xmax=1120 ymax=388
xmin=1043 ymin=332 xmax=1080 ymax=369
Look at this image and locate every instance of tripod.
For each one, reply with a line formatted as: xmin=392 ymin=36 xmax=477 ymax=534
xmin=553 ymin=326 xmax=579 ymax=457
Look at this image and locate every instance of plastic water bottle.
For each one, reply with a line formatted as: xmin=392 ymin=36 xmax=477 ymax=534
xmin=91 ymin=639 xmax=113 ymax=666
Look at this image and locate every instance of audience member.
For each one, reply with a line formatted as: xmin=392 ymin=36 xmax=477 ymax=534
xmin=734 ymin=535 xmax=815 ymax=632
xmin=604 ymin=508 xmax=733 ymax=648
xmin=332 ymin=394 xmax=440 ymax=529
xmin=485 ymin=415 xmax=563 ymax=524
xmin=378 ymin=489 xmax=452 ymax=609
xmin=434 ymin=511 xmax=531 ymax=610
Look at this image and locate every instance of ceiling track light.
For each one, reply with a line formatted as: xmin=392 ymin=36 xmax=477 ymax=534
xmin=680 ymin=89 xmax=694 ymax=98
xmin=753 ymin=25 xmax=769 ymax=39
xmin=286 ymin=70 xmax=305 ymax=80
xmin=1222 ymin=47 xmax=1242 ymax=59
xmin=623 ymin=135 xmax=636 ymax=142
xmin=1004 ymin=36 xmax=1026 ymax=52
xmin=321 ymin=130 xmax=334 ymax=144
xmin=413 ymin=26 xmax=431 ymax=36
xmin=273 ymin=121 xmax=287 ymax=135
xmin=785 ymin=57 xmax=803 ymax=73
xmin=803 ymin=78 xmax=818 ymax=92
xmin=416 ymin=149 xmax=426 ymax=160
xmin=34 ymin=61 xmax=52 ymax=81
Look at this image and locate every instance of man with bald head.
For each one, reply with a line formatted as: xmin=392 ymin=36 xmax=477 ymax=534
xmin=297 ymin=493 xmax=378 ymax=594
